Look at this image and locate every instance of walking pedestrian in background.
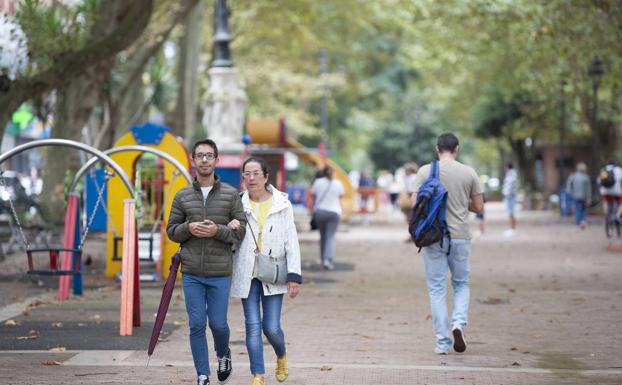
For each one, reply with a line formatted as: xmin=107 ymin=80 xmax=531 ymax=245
xmin=310 ymin=165 xmax=344 ymax=270
xmin=566 ymin=162 xmax=592 ymax=229
xmin=502 ymin=162 xmax=518 ymax=236
xmin=411 ymin=133 xmax=484 ymax=355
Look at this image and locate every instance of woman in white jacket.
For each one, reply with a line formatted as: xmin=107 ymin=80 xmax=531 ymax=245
xmin=227 ymin=157 xmax=302 ymax=385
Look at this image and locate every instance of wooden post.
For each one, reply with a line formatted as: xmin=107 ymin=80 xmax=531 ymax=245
xmin=120 ymin=199 xmax=137 ymax=336
xmin=58 ymin=194 xmax=79 ymax=300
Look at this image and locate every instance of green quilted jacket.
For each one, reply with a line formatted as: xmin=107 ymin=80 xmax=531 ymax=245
xmin=166 ymin=176 xmax=246 ymax=276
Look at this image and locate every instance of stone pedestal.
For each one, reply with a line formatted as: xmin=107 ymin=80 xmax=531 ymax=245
xmin=202 ymin=67 xmax=247 ymax=152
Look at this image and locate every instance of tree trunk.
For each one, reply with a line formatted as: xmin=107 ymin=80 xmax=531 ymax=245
xmin=36 ymin=1 xmax=150 ymax=224
xmin=511 ymin=139 xmax=537 ymax=195
xmin=39 ymin=60 xmax=116 ymax=224
xmin=172 ymin=0 xmax=205 ymax=144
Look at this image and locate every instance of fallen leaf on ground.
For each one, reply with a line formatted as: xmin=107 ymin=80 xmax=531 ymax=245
xmin=511 ymin=362 xmax=521 ymax=366
xmin=4 ymin=319 xmax=20 ymax=326
xmin=477 ymin=296 xmax=510 ymax=305
xmin=49 ymin=346 xmax=66 ymax=352
xmin=425 ymin=314 xmax=432 ymax=320
xmin=28 ymin=300 xmax=46 ymax=309
xmin=173 ymin=320 xmax=186 ymax=326
xmin=320 ymin=365 xmax=333 ymax=371
xmin=16 ymin=330 xmax=40 ymax=340
xmin=42 ymin=360 xmax=62 ymax=366
xmin=510 ymin=347 xmax=518 ymax=351
xmin=157 ymin=337 xmax=169 ymax=342
xmin=51 ymin=322 xmax=63 ymax=328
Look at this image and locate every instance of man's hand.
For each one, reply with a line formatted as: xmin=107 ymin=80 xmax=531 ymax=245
xmin=287 ymin=282 xmax=300 ymax=298
xmin=227 ymin=219 xmax=241 ymax=230
xmin=189 ymin=219 xmax=218 ymax=238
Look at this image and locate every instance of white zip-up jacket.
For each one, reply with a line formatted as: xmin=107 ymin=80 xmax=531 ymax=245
xmin=230 ymin=185 xmax=302 ymax=298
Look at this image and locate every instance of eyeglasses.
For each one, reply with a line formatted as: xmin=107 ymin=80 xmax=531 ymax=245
xmin=242 ymin=171 xmax=264 ymax=178
xmin=194 ymin=152 xmax=216 ymax=161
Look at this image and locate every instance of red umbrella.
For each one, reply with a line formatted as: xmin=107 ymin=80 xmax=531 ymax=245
xmin=147 ymin=252 xmax=182 ymax=367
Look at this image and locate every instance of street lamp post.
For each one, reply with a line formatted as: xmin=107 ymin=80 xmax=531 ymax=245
xmin=559 ymin=79 xmax=566 ymax=188
xmin=588 ymin=57 xmax=604 ymax=199
xmin=319 ymin=48 xmax=329 ymax=163
xmin=559 ymin=79 xmax=567 ymax=216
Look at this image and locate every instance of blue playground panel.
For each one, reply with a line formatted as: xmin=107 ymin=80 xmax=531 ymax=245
xmin=85 ymin=168 xmax=107 ymax=232
xmin=288 ymin=185 xmax=307 ymax=208
xmin=216 ymin=167 xmax=242 ymax=191
xmin=131 ymin=122 xmax=169 ymax=145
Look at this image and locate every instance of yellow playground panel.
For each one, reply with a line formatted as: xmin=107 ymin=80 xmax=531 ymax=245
xmin=106 ymin=126 xmax=190 ymax=279
xmin=246 ymin=118 xmax=355 ymax=219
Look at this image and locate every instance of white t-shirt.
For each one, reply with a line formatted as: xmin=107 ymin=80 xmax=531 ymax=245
xmin=201 ymin=186 xmax=213 ymax=201
xmin=312 ymin=177 xmax=344 ymax=215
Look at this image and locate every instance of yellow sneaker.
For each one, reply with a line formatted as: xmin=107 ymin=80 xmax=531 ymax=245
xmin=275 ymin=354 xmax=288 ymax=382
xmin=250 ymin=376 xmax=265 ymax=385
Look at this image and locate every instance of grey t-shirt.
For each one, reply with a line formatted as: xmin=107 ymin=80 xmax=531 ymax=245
xmin=413 ymin=159 xmax=482 ymax=240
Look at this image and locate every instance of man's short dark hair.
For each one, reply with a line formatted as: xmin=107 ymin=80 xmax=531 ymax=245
xmin=436 ymin=133 xmax=459 ymax=153
xmin=506 ymin=162 xmax=514 ymax=169
xmin=192 ymin=139 xmax=219 ymax=158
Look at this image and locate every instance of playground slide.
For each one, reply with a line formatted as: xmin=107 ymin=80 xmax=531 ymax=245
xmin=284 ymin=137 xmax=355 ymax=219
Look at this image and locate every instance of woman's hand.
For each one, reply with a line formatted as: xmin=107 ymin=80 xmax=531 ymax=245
xmin=287 ymin=282 xmax=300 ymax=298
xmin=227 ymin=219 xmax=240 ymax=230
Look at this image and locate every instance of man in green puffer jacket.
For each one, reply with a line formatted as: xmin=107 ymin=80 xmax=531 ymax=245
xmin=167 ymin=139 xmax=246 ymax=385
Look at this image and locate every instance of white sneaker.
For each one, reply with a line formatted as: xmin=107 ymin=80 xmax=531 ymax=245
xmin=503 ymin=229 xmax=516 ymax=237
xmin=434 ymin=347 xmax=449 ymax=355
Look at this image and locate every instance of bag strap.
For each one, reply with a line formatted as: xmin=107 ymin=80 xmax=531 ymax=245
xmin=313 ymin=180 xmax=332 ymax=211
xmin=428 ymin=161 xmax=439 ymax=180
xmin=242 ymin=211 xmax=260 ymax=253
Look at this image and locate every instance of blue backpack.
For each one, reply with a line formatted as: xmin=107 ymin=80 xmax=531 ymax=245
xmin=408 ymin=161 xmax=451 ymax=253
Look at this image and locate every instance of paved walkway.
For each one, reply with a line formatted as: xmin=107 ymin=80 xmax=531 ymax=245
xmin=0 ymin=203 xmax=621 ymax=384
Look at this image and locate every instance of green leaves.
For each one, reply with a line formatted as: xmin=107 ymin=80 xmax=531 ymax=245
xmin=15 ymin=0 xmax=98 ymax=75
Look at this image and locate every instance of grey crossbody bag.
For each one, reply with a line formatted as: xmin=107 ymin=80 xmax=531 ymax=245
xmin=244 ymin=210 xmax=287 ymax=285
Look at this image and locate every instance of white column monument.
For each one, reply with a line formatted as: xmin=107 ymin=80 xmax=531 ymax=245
xmin=202 ymin=0 xmax=247 ymax=153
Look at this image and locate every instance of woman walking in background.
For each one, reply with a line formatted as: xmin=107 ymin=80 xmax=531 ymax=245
xmin=227 ymin=157 xmax=302 ymax=385
xmin=310 ymin=165 xmax=344 ymax=270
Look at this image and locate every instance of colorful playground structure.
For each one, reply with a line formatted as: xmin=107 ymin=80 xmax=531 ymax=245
xmin=244 ymin=118 xmax=356 ymax=218
xmin=0 ymin=119 xmax=362 ymax=336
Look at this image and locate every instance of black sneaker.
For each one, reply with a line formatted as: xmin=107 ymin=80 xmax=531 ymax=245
xmin=197 ymin=374 xmax=210 ymax=385
xmin=217 ymin=349 xmax=232 ymax=384
xmin=452 ymin=327 xmax=466 ymax=353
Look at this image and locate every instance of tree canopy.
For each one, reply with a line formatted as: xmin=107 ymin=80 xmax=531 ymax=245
xmin=1 ymin=0 xmax=621 ymax=183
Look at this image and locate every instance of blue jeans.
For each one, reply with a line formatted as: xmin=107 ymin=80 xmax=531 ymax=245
xmin=422 ymin=238 xmax=472 ymax=351
xmin=574 ymin=199 xmax=587 ymax=225
xmin=505 ymin=195 xmax=516 ymax=216
xmin=182 ymin=273 xmax=231 ymax=376
xmin=315 ymin=209 xmax=340 ymax=265
xmin=242 ymin=279 xmax=286 ymax=375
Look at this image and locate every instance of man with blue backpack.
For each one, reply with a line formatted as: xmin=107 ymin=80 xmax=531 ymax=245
xmin=410 ymin=133 xmax=484 ymax=355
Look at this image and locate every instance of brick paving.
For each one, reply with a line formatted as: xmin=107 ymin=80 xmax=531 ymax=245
xmin=0 ymin=203 xmax=621 ymax=384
